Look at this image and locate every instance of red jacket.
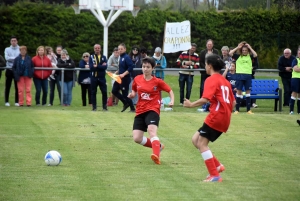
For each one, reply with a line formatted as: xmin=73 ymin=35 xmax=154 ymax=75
xmin=32 ymin=55 xmax=52 ymax=79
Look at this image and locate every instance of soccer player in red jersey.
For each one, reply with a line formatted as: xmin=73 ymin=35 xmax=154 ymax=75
xmin=184 ymin=54 xmax=236 ymax=182
xmin=128 ymin=57 xmax=174 ymax=165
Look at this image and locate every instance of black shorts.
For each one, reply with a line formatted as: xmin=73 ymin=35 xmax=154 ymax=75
xmin=133 ymin=111 xmax=160 ymax=132
xmin=198 ymin=123 xmax=223 ymax=142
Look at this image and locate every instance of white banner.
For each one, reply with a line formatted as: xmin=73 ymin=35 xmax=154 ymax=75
xmin=163 ymin=20 xmax=191 ymax=53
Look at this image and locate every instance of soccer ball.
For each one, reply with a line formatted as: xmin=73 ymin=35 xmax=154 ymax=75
xmin=44 ymin=150 xmax=62 ymax=166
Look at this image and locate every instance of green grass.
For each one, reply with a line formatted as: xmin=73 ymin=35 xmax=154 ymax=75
xmin=0 ymin=73 xmax=300 ymax=201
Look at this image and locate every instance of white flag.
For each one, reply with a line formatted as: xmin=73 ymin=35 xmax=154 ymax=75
xmin=163 ymin=20 xmax=191 ymax=53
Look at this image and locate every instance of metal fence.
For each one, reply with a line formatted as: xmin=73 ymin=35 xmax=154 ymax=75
xmin=0 ymin=67 xmax=280 ymax=106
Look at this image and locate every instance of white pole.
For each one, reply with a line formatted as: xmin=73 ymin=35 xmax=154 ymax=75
xmin=103 ymin=26 xmax=108 ymax=57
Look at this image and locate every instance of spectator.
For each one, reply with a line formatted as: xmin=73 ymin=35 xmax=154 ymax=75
xmin=177 ymin=43 xmax=200 ymax=105
xmin=229 ymin=41 xmax=257 ymax=114
xmin=277 ymin=48 xmax=295 ymax=107
xmin=57 ymin=49 xmax=75 ymax=106
xmin=289 ymin=48 xmax=300 ymax=114
xmin=220 ymin=46 xmax=232 ymax=68
xmin=46 ymin=46 xmax=59 ymax=106
xmin=4 ymin=36 xmax=20 ymax=106
xmin=89 ymin=44 xmax=108 ymax=111
xmin=78 ymin=52 xmax=92 ymax=106
xmin=128 ymin=57 xmax=174 ymax=165
xmin=56 ymin=45 xmax=62 ymax=60
xmin=222 ymin=62 xmax=237 ymax=97
xmin=128 ymin=45 xmax=142 ymax=105
xmin=32 ymin=46 xmax=52 ymax=106
xmin=140 ymin=47 xmax=148 ymax=58
xmin=112 ymin=43 xmax=135 ymax=112
xmin=199 ymin=39 xmax=219 ymax=98
xmin=0 ymin=55 xmax=5 ymax=79
xmin=12 ymin=46 xmax=34 ymax=107
xmin=107 ymin=47 xmax=120 ymax=105
xmin=153 ymin=47 xmax=167 ymax=80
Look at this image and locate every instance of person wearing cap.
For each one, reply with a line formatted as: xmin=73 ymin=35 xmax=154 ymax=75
xmin=57 ymin=49 xmax=76 ymax=106
xmin=176 ymin=43 xmax=200 ymax=105
xmin=78 ymin=52 xmax=92 ymax=106
xmin=199 ymin=39 xmax=219 ymax=98
xmin=153 ymin=47 xmax=167 ymax=80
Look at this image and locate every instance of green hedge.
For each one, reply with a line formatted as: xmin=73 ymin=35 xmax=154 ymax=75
xmin=0 ymin=2 xmax=300 ymax=68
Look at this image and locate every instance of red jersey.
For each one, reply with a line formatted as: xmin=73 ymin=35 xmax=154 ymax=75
xmin=132 ymin=75 xmax=171 ymax=116
xmin=202 ymin=73 xmax=235 ymax=132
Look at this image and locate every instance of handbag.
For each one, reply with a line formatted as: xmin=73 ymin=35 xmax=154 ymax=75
xmin=81 ymin=77 xmax=91 ymax=84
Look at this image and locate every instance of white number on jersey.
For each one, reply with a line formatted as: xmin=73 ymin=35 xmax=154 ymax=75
xmin=221 ymin=85 xmax=230 ymax=103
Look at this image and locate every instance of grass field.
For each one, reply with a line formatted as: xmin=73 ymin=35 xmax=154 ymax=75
xmin=0 ymin=73 xmax=300 ymax=201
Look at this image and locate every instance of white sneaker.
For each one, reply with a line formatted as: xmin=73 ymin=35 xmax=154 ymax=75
xmin=290 ymin=111 xmax=294 ymax=115
xmin=15 ymin=103 xmax=20 ymax=106
xmin=252 ymin=103 xmax=258 ymax=108
xmin=5 ymin=102 xmax=10 ymax=106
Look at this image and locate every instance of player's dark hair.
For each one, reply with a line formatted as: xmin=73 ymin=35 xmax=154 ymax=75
xmin=205 ymin=54 xmax=225 ymax=72
xmin=142 ymin=57 xmax=156 ymax=68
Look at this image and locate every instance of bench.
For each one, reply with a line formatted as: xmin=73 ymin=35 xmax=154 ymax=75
xmin=243 ymin=79 xmax=282 ymax=112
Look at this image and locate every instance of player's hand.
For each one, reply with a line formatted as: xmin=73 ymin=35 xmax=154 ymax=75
xmin=183 ymin=98 xmax=192 ymax=108
xmin=168 ymin=101 xmax=174 ymax=107
xmin=128 ymin=92 xmax=135 ymax=99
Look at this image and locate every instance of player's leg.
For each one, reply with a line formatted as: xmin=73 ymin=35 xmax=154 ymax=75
xmin=289 ymin=78 xmax=298 ymax=114
xmin=146 ymin=111 xmax=161 ymax=164
xmin=234 ymin=75 xmax=243 ymax=113
xmin=245 ymin=75 xmax=253 ymax=113
xmin=193 ymin=123 xmax=223 ymax=182
xmin=132 ymin=113 xmax=150 ymax=147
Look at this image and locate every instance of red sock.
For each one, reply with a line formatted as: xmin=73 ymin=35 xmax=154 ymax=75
xmin=201 ymin=150 xmax=219 ymax=176
xmin=213 ymin=155 xmax=221 ymax=167
xmin=151 ymin=137 xmax=160 ymax=157
xmin=140 ymin=136 xmax=152 ymax=148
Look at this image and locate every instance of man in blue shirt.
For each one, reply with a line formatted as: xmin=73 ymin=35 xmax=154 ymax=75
xmin=112 ymin=43 xmax=135 ymax=112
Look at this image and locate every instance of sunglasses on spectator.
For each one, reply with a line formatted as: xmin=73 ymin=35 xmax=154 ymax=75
xmin=83 ymin=55 xmax=89 ymax=58
xmin=132 ymin=48 xmax=139 ymax=51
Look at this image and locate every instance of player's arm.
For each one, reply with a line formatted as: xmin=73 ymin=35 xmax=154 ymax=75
xmin=168 ymin=90 xmax=175 ymax=107
xmin=183 ymin=97 xmax=208 ymax=108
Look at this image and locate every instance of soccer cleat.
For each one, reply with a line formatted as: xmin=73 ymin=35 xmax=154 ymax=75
xmin=203 ymin=175 xmax=222 ymax=182
xmin=290 ymin=111 xmax=294 ymax=115
xmin=217 ymin=164 xmax=225 ymax=173
xmin=252 ymin=103 xmax=258 ymax=108
xmin=206 ymin=164 xmax=225 ymax=179
xmin=15 ymin=103 xmax=19 ymax=107
xmin=160 ymin=144 xmax=165 ymax=153
xmin=151 ymin=154 xmax=161 ymax=165
xmin=234 ymin=111 xmax=239 ymax=114
xmin=5 ymin=102 xmax=10 ymax=106
xmin=247 ymin=110 xmax=254 ymax=114
xmin=121 ymin=103 xmax=130 ymax=112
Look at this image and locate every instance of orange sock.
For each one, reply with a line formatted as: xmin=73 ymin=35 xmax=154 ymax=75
xmin=151 ymin=137 xmax=160 ymax=157
xmin=213 ymin=155 xmax=221 ymax=167
xmin=201 ymin=150 xmax=219 ymax=176
xmin=140 ymin=136 xmax=152 ymax=148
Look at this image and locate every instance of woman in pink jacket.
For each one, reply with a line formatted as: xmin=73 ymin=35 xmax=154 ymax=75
xmin=32 ymin=46 xmax=52 ymax=106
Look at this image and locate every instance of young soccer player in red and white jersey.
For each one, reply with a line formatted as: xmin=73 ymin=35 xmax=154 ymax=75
xmin=184 ymin=54 xmax=236 ymax=182
xmin=128 ymin=57 xmax=174 ymax=165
